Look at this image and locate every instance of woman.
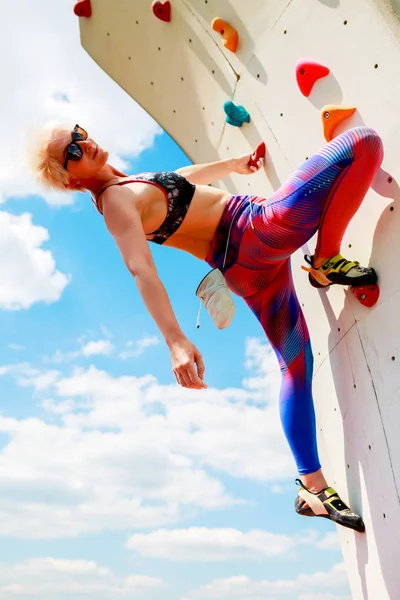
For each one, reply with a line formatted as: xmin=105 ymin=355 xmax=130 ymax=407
xmin=33 ymin=123 xmax=383 ymax=532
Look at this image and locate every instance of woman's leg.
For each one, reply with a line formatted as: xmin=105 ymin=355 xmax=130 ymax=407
xmin=250 ymin=126 xmax=383 ymax=266
xmin=208 ymin=198 xmax=365 ymax=528
xmin=242 ymin=259 xmax=322 ymax=480
xmin=313 ymin=127 xmax=383 ymax=261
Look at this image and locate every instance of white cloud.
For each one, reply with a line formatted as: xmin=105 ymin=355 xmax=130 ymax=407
xmin=296 ymin=530 xmax=341 ymax=552
xmin=2 ymin=0 xmax=161 ymax=206
xmin=45 ymin=335 xmax=159 ymax=365
xmin=182 ymin=563 xmax=349 ymax=599
xmin=0 ymin=338 xmax=291 ymax=538
xmin=124 ymin=575 xmax=166 ymax=591
xmin=298 ymin=595 xmax=351 ymax=600
xmin=314 ymin=532 xmax=341 ymax=551
xmin=81 ymin=340 xmax=114 ymax=357
xmin=0 ymin=413 xmax=235 ymax=538
xmin=0 ymin=558 xmax=165 ymax=599
xmin=43 ymin=338 xmax=290 ymax=483
xmin=243 ymin=338 xmax=281 ymax=403
xmin=17 ymin=367 xmax=61 ymax=392
xmin=40 ymin=398 xmax=79 ymax=415
xmin=17 ymin=557 xmax=110 ymax=576
xmin=126 ymin=528 xmax=295 ymax=561
xmin=0 ymin=212 xmax=70 ymax=310
xmin=45 ymin=339 xmax=115 ymax=364
xmin=125 ymin=528 xmax=341 ymax=562
xmin=120 ymin=336 xmax=160 ymax=359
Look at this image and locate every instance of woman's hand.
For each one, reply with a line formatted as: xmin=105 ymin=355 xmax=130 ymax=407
xmin=168 ymin=337 xmax=207 ymax=390
xmin=233 ymin=152 xmax=264 ymax=175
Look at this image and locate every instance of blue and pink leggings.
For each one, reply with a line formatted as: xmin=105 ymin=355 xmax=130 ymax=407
xmin=206 ymin=127 xmax=384 ymax=475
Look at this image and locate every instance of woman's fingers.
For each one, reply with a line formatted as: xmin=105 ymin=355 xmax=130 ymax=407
xmin=187 ymin=361 xmax=207 ymax=389
xmin=169 ymin=340 xmax=207 ymax=390
xmin=247 ymin=157 xmax=264 ymax=173
xmin=194 ymin=351 xmax=206 ymax=384
xmin=174 ymin=363 xmax=207 ymax=390
xmin=174 ymin=368 xmax=191 ymax=388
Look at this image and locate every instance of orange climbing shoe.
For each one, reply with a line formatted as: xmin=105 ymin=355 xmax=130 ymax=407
xmin=294 ymin=479 xmax=365 ymax=533
xmin=302 ymin=253 xmax=377 ymax=289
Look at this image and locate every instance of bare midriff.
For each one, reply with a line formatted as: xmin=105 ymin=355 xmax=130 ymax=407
xmin=106 ymin=180 xmax=233 ymax=260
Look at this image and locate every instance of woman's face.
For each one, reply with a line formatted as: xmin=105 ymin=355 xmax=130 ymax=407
xmin=51 ymin=126 xmax=109 ymax=181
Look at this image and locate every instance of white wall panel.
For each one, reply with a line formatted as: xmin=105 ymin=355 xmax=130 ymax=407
xmin=79 ymin=2 xmax=400 ymax=596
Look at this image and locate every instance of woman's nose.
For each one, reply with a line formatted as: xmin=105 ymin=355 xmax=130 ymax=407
xmin=81 ymin=140 xmax=93 ymax=152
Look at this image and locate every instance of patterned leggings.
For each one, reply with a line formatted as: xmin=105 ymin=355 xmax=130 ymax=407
xmin=206 ymin=127 xmax=384 ymax=475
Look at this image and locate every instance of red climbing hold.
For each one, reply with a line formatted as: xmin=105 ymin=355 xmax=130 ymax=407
xmin=350 ymin=284 xmax=380 ymax=308
xmin=249 ymin=142 xmax=266 ymax=169
xmin=74 ymin=0 xmax=92 ymax=18
xmin=296 ymin=61 xmax=330 ymax=97
xmin=152 ymin=0 xmax=171 ymax=22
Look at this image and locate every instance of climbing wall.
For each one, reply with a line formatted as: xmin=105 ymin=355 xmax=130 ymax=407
xmin=76 ymin=1 xmax=400 ymax=598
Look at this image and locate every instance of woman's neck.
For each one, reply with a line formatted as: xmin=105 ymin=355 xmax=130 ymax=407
xmin=82 ymin=164 xmax=129 ymax=196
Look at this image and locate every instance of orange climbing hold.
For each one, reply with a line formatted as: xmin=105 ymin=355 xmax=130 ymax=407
xmin=321 ymin=105 xmax=356 ymax=142
xmin=152 ymin=0 xmax=171 ymax=22
xmin=74 ymin=0 xmax=92 ymax=17
xmin=211 ymin=18 xmax=239 ymax=53
xmin=296 ymin=61 xmax=330 ymax=97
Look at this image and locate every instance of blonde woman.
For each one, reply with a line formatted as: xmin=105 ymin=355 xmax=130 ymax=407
xmin=33 ymin=123 xmax=383 ymax=532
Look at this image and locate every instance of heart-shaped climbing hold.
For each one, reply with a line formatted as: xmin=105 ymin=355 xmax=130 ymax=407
xmin=152 ymin=0 xmax=171 ymax=22
xmin=321 ymin=104 xmax=357 ymax=141
xmin=74 ymin=0 xmax=92 ymax=18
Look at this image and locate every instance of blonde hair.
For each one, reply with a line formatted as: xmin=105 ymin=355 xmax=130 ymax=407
xmin=29 ymin=123 xmax=83 ymax=192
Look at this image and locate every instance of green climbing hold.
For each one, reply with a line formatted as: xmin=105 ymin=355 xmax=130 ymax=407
xmin=223 ymin=101 xmax=250 ymax=127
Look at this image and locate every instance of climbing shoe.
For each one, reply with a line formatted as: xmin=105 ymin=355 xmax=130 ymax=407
xmin=294 ymin=479 xmax=365 ymax=533
xmin=302 ymin=253 xmax=378 ymax=289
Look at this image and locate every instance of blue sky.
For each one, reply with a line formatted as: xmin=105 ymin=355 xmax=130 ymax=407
xmin=0 ymin=1 xmax=351 ymax=599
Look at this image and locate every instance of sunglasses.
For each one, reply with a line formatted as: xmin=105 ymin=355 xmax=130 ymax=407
xmin=63 ymin=124 xmax=88 ymax=170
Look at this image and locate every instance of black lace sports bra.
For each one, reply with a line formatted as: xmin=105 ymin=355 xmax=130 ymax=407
xmin=94 ymin=171 xmax=196 ymax=245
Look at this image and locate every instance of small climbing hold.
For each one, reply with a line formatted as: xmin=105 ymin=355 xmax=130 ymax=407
xmin=223 ymin=101 xmax=250 ymax=127
xmin=74 ymin=0 xmax=92 ymax=17
xmin=152 ymin=0 xmax=171 ymax=22
xmin=321 ymin=104 xmax=356 ymax=142
xmin=249 ymin=142 xmax=266 ymax=168
xmin=350 ymin=284 xmax=380 ymax=308
xmin=296 ymin=60 xmax=330 ymax=97
xmin=211 ymin=18 xmax=239 ymax=53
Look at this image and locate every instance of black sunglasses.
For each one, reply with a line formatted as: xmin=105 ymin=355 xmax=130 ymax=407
xmin=63 ymin=124 xmax=88 ymax=170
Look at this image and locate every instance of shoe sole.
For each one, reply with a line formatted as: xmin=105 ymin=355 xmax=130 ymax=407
xmin=295 ymin=493 xmax=366 ymax=533
xmin=295 ymin=508 xmax=365 ymax=533
xmin=328 ymin=270 xmax=378 ymax=287
xmin=309 ymin=270 xmax=378 ymax=289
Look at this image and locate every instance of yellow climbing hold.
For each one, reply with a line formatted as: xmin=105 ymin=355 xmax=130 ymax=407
xmin=211 ymin=18 xmax=239 ymax=53
xmin=321 ymin=105 xmax=357 ymax=142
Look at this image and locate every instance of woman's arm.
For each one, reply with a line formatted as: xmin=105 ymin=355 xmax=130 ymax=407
xmin=175 ymin=158 xmax=236 ymax=185
xmin=102 ymin=187 xmax=206 ymax=389
xmin=175 ymin=152 xmax=261 ymax=185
